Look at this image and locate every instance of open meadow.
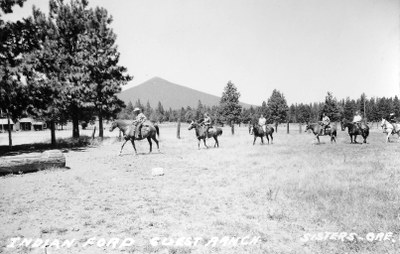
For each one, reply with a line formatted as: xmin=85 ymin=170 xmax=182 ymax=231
xmin=1 ymin=123 xmax=400 ymax=254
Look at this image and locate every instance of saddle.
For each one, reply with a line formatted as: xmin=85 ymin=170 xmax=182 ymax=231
xmin=132 ymin=120 xmax=153 ymax=139
xmin=320 ymin=125 xmax=331 ymax=135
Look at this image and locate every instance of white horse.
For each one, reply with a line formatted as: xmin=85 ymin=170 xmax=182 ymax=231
xmin=380 ymin=118 xmax=400 ymax=143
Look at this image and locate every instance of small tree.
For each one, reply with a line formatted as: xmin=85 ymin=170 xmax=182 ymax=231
xmin=343 ymin=97 xmax=357 ymax=121
xmin=219 ymin=81 xmax=242 ymax=133
xmin=321 ymin=92 xmax=342 ymax=121
xmin=267 ymin=89 xmax=288 ymax=131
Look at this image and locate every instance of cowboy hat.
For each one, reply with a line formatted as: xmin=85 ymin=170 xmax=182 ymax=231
xmin=133 ymin=107 xmax=141 ymax=112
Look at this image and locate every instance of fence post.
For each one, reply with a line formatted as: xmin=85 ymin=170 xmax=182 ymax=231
xmin=231 ymin=121 xmax=235 ymax=135
xmin=287 ymin=122 xmax=289 ymax=134
xmin=299 ymin=123 xmax=302 ymax=133
xmin=92 ymin=126 xmax=97 ymax=139
xmin=177 ymin=119 xmax=181 ymax=139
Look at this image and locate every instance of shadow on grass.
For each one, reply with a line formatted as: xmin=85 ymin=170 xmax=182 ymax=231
xmin=0 ymin=136 xmax=110 ymax=157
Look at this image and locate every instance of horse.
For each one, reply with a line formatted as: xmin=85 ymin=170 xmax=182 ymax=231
xmin=109 ymin=119 xmax=160 ymax=155
xmin=305 ymin=122 xmax=337 ymax=143
xmin=380 ymin=118 xmax=400 ymax=143
xmin=188 ymin=121 xmax=223 ymax=149
xmin=340 ymin=119 xmax=369 ymax=144
xmin=249 ymin=124 xmax=274 ymax=145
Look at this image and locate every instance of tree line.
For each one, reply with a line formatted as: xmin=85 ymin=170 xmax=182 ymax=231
xmin=1 ymin=0 xmax=131 ymax=147
xmin=120 ymin=90 xmax=400 ymax=127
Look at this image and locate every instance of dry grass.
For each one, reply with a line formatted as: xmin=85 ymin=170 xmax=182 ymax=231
xmin=0 ymin=124 xmax=399 ymax=253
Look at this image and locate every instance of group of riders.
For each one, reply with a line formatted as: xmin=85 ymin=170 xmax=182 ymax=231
xmin=130 ymin=107 xmax=214 ymax=138
xmin=130 ymin=106 xmax=398 ymax=137
xmin=320 ymin=111 xmax=398 ymax=135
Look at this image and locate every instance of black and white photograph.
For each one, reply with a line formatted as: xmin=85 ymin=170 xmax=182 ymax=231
xmin=0 ymin=0 xmax=399 ymax=253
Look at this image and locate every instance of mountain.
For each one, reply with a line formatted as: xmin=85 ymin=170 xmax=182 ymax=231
xmin=118 ymin=77 xmax=254 ymax=109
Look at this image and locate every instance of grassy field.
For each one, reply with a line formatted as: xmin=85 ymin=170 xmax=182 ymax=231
xmin=0 ymin=123 xmax=400 ymax=254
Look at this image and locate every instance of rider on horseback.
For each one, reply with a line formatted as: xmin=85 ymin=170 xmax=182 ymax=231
xmin=199 ymin=113 xmax=212 ymax=135
xmin=133 ymin=107 xmax=147 ymax=139
xmin=388 ymin=113 xmax=396 ymax=123
xmin=388 ymin=113 xmax=398 ymax=132
xmin=352 ymin=111 xmax=363 ymax=130
xmin=321 ymin=113 xmax=330 ymax=134
xmin=258 ymin=114 xmax=267 ymax=133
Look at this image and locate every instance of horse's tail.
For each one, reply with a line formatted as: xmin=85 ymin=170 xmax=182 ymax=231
xmin=155 ymin=124 xmax=160 ymax=137
xmin=217 ymin=128 xmax=223 ymax=136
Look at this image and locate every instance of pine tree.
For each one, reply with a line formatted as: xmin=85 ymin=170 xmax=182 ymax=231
xmin=267 ymin=89 xmax=288 ymax=124
xmin=321 ymin=92 xmax=341 ymax=121
xmin=393 ymin=96 xmax=400 ymax=118
xmin=1 ymin=1 xmax=37 ymax=147
xmin=343 ymin=97 xmax=357 ymax=121
xmin=126 ymin=101 xmax=134 ymax=116
xmin=219 ymin=81 xmax=242 ymax=130
xmin=83 ymin=6 xmax=132 ymax=138
xmin=144 ymin=101 xmax=153 ymax=117
xmin=297 ymin=104 xmax=312 ymax=123
xmin=196 ymin=100 xmax=204 ymax=119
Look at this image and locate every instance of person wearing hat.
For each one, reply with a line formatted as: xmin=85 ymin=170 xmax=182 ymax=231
xmin=388 ymin=113 xmax=396 ymax=124
xmin=133 ymin=107 xmax=147 ymax=139
xmin=387 ymin=113 xmax=398 ymax=132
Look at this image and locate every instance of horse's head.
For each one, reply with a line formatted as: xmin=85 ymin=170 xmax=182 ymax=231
xmin=304 ymin=123 xmax=311 ymax=132
xmin=249 ymin=125 xmax=254 ymax=135
xmin=188 ymin=121 xmax=196 ymax=130
xmin=380 ymin=118 xmax=386 ymax=128
xmin=109 ymin=121 xmax=117 ymax=132
xmin=340 ymin=119 xmax=347 ymax=131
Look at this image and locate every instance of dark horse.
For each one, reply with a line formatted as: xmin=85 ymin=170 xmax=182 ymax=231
xmin=188 ymin=121 xmax=223 ymax=149
xmin=340 ymin=119 xmax=369 ymax=144
xmin=249 ymin=124 xmax=274 ymax=145
xmin=109 ymin=120 xmax=160 ymax=155
xmin=305 ymin=123 xmax=337 ymax=143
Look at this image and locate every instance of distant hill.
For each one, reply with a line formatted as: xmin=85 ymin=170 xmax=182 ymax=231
xmin=118 ymin=77 xmax=254 ymax=109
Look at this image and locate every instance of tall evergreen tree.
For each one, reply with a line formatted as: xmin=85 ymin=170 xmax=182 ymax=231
xmin=267 ymin=89 xmax=288 ymax=124
xmin=1 ymin=1 xmax=37 ymax=147
xmin=83 ymin=6 xmax=131 ymax=138
xmin=343 ymin=97 xmax=357 ymax=121
xmin=219 ymin=81 xmax=242 ymax=129
xmin=321 ymin=92 xmax=341 ymax=121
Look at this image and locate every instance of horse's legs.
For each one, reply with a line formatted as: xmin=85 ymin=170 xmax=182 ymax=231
xmin=265 ymin=135 xmax=269 ymax=144
xmin=354 ymin=135 xmax=358 ymax=143
xmin=386 ymin=132 xmax=391 ymax=143
xmin=261 ymin=136 xmax=264 ymax=144
xmin=147 ymin=137 xmax=152 ymax=153
xmin=119 ymin=139 xmax=128 ymax=155
xmin=213 ymin=136 xmax=219 ymax=147
xmin=203 ymin=139 xmax=208 ymax=149
xmin=151 ymin=135 xmax=160 ymax=151
xmin=253 ymin=136 xmax=256 ymax=145
xmin=270 ymin=134 xmax=273 ymax=144
xmin=131 ymin=139 xmax=138 ymax=155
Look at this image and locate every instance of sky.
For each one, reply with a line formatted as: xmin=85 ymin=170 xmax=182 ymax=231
xmin=4 ymin=0 xmax=400 ymax=105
